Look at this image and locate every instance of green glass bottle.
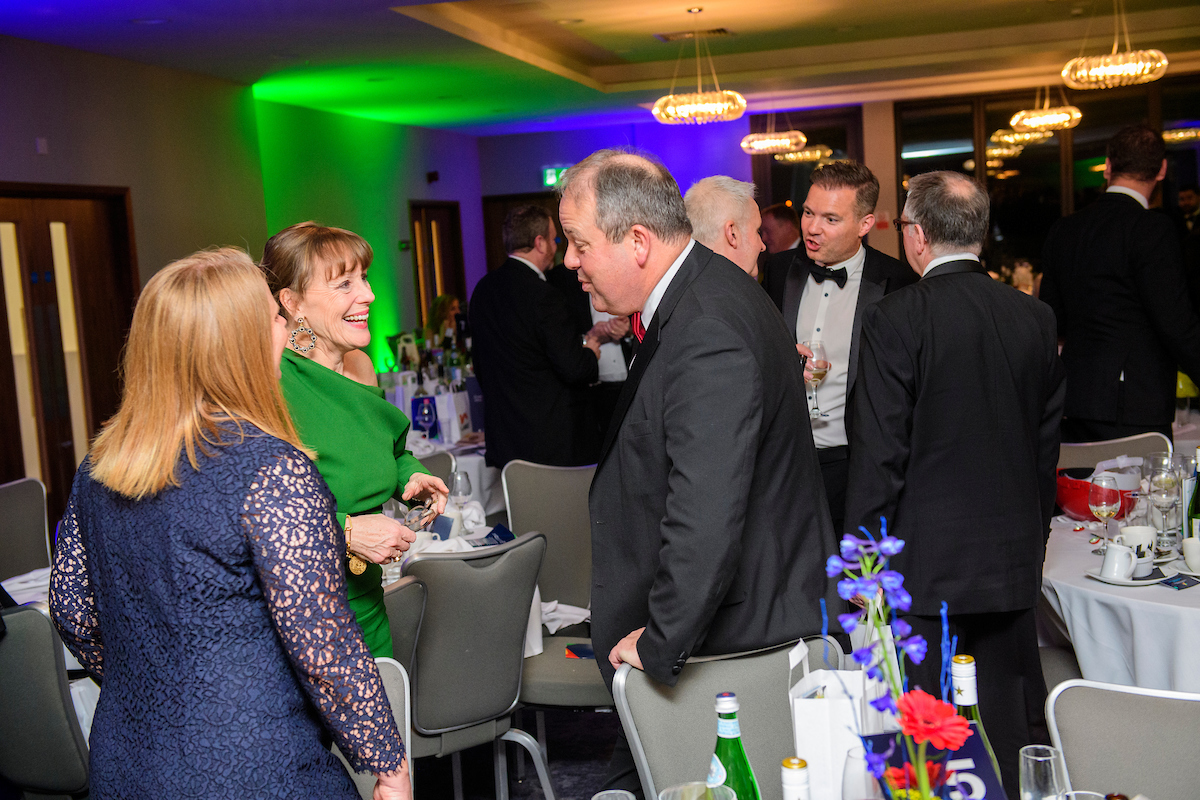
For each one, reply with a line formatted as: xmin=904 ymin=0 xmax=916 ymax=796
xmin=707 ymin=692 xmax=762 ymax=800
xmin=951 ymin=655 xmax=1001 ymax=782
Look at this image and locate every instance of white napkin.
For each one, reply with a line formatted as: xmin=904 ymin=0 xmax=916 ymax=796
xmin=539 ymin=599 xmax=591 ymax=634
xmin=1 ymin=566 xmax=52 ymax=605
xmin=1053 ymin=515 xmax=1105 ymax=531
xmin=406 ymin=431 xmax=438 ymax=457
xmin=458 ymin=501 xmax=486 ymax=529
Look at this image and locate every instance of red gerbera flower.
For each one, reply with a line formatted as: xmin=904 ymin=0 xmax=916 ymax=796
xmin=896 ymin=689 xmax=973 ymax=750
xmin=883 ymin=761 xmax=953 ymax=790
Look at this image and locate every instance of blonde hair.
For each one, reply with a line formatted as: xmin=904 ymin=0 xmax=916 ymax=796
xmin=89 ymin=248 xmax=307 ymax=499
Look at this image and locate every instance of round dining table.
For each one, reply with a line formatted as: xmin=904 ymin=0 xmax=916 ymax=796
xmin=1039 ymin=517 xmax=1200 ymax=693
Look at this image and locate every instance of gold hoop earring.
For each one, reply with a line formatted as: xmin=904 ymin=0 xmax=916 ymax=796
xmin=290 ymin=317 xmax=317 ymax=353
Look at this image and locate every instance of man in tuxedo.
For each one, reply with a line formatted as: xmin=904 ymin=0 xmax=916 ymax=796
xmin=683 ymin=175 xmax=766 ymax=277
xmin=470 ymin=205 xmax=610 ymax=468
xmin=1041 ymin=124 xmax=1200 ymax=442
xmin=759 ymin=202 xmax=801 ymax=254
xmin=762 ymin=161 xmax=916 ymax=533
xmin=844 ymin=171 xmax=1065 ymax=795
xmin=557 ymin=149 xmax=838 ymax=793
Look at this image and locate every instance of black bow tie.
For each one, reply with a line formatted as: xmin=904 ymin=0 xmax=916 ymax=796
xmin=810 ymin=264 xmax=848 ymax=288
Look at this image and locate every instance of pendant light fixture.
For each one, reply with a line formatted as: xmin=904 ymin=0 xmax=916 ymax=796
xmin=1010 ymin=86 xmax=1082 ymax=133
xmin=652 ymin=32 xmax=746 ymax=125
xmin=1061 ymin=0 xmax=1167 ymax=90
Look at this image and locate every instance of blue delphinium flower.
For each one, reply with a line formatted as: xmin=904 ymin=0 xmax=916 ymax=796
xmin=863 ymin=738 xmax=895 ymax=779
xmin=878 ymin=535 xmax=905 ymax=557
xmin=837 ymin=578 xmax=859 ymax=601
xmin=898 ymin=634 xmax=928 ymax=664
xmin=878 ymin=570 xmax=904 ymax=591
xmin=870 ymin=693 xmax=898 ymax=714
xmin=840 ymin=534 xmax=870 ymax=560
xmin=826 ymin=554 xmax=853 ymax=577
xmin=838 ymin=611 xmax=862 ymax=633
xmin=852 ymin=645 xmax=876 ymax=666
xmin=891 ymin=617 xmax=912 ymax=638
xmin=887 ymin=584 xmax=913 ymax=612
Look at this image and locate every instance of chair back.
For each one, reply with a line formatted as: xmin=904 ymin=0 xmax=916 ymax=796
xmin=383 ymin=576 xmax=427 ymax=677
xmin=334 ymin=656 xmax=414 ymax=800
xmin=417 ymin=451 xmax=456 ymax=486
xmin=1047 ymin=678 xmax=1200 ymax=797
xmin=0 ymin=477 xmax=50 ymax=581
xmin=0 ymin=604 xmax=89 ymax=794
xmin=502 ymin=460 xmax=595 ymax=608
xmin=1057 ymin=432 xmax=1172 ymax=470
xmin=402 ymin=532 xmax=546 ymax=735
xmin=613 ymin=637 xmax=844 ymax=800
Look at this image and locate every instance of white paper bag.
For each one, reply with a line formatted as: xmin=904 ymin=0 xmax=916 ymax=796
xmin=789 ymin=652 xmax=867 ymax=800
xmin=434 ymin=391 xmax=473 ymax=444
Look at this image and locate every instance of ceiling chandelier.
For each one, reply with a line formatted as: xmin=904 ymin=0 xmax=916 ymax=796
xmin=652 ymin=32 xmax=746 ymax=125
xmin=987 ymin=144 xmax=1024 ymax=159
xmin=774 ymin=145 xmax=834 ymax=163
xmin=1061 ymin=0 xmax=1168 ymax=90
xmin=1010 ymin=86 xmax=1082 ymax=133
xmin=1163 ymin=128 xmax=1200 ymax=144
xmin=990 ymin=129 xmax=1054 ymax=146
xmin=741 ymin=111 xmax=806 ymax=155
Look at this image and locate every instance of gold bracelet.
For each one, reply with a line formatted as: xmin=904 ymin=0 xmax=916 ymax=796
xmin=345 ymin=516 xmax=367 ymax=575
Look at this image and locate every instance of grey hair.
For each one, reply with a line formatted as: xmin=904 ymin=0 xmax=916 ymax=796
xmin=557 ymin=148 xmax=692 ymax=244
xmin=684 ymin=176 xmax=758 ymax=249
xmin=903 ymin=171 xmax=990 ymax=253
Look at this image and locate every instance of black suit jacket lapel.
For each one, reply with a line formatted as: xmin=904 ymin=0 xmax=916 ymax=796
xmin=598 ymin=245 xmax=711 ymax=463
xmin=782 ymin=251 xmax=809 ymax=343
xmin=849 ymin=249 xmax=888 ymax=395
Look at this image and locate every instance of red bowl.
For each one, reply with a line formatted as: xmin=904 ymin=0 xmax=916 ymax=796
xmin=1056 ymin=470 xmax=1137 ymax=522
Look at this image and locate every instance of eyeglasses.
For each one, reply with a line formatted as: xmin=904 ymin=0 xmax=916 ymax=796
xmin=892 ymin=218 xmax=918 ymax=234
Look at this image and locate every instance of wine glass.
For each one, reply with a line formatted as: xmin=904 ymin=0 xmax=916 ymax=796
xmin=1149 ymin=467 xmax=1180 ymax=553
xmin=449 ymin=470 xmax=472 ymax=510
xmin=1018 ymin=744 xmax=1068 ymax=800
xmin=842 ymin=747 xmax=885 ymax=800
xmin=415 ymin=399 xmax=436 ymax=438
xmin=1087 ymin=475 xmax=1121 ymax=555
xmin=801 ymin=339 xmax=830 ymax=421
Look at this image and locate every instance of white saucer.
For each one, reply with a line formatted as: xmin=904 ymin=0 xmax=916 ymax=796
xmin=1169 ymin=562 xmax=1200 ymax=578
xmin=1153 ymin=551 xmax=1177 ymax=565
xmin=1085 ymin=566 xmax=1176 ymax=586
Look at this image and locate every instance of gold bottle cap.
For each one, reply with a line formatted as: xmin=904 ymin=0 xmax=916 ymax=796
xmin=952 ymin=654 xmax=975 ymax=664
xmin=783 ymin=757 xmax=807 ymax=769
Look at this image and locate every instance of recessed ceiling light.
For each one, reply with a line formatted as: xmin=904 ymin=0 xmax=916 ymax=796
xmin=687 ymin=7 xmax=703 ymax=13
xmin=556 ymin=18 xmax=583 ymax=25
xmin=131 ymin=18 xmax=168 ymax=25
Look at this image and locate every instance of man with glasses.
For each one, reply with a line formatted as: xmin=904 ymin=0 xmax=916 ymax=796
xmin=845 ymin=171 xmax=1065 ymax=796
xmin=762 ymin=161 xmax=915 ymax=533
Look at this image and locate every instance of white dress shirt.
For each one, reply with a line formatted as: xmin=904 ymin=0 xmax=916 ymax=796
xmin=1107 ymin=185 xmax=1150 ymax=209
xmin=511 ymin=254 xmax=546 ymax=281
xmin=796 ymin=244 xmax=866 ymax=448
xmin=922 ymin=252 xmax=980 ymax=279
xmin=591 ymin=305 xmax=628 ymax=383
xmin=640 ymin=240 xmax=695 ymax=328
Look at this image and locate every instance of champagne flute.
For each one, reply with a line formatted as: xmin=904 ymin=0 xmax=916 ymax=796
xmin=1149 ymin=467 xmax=1180 ymax=554
xmin=801 ymin=339 xmax=830 ymax=421
xmin=1088 ymin=475 xmax=1120 ymax=555
xmin=842 ymin=747 xmax=885 ymax=800
xmin=449 ymin=470 xmax=472 ymax=510
xmin=1018 ymin=744 xmax=1068 ymax=800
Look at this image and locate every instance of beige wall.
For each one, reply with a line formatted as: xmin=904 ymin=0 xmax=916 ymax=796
xmin=0 ymin=35 xmax=268 ymax=284
xmin=862 ymin=100 xmax=902 ymax=261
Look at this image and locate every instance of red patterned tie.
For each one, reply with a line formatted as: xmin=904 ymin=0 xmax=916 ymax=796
xmin=631 ymin=311 xmax=645 ymax=343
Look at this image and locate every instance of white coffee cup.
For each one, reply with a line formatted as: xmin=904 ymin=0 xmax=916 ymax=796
xmin=1183 ymin=537 xmax=1200 ymax=573
xmin=1116 ymin=526 xmax=1156 ymax=577
xmin=1100 ymin=542 xmax=1137 ymax=580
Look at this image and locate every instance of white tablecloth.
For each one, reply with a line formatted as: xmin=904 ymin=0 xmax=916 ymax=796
xmin=1040 ymin=518 xmax=1200 ymax=692
xmin=409 ymin=434 xmax=505 ymax=517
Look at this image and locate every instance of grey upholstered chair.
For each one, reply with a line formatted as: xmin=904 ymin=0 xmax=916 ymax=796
xmin=0 ymin=603 xmax=90 ymax=797
xmin=402 ymin=532 xmax=555 ymax=800
xmin=1047 ymin=678 xmax=1200 ymax=798
xmin=1056 ymin=431 xmax=1172 ymax=470
xmin=334 ymin=656 xmax=415 ymax=800
xmin=0 ymin=477 xmax=51 ymax=581
xmin=383 ymin=575 xmax=427 ymax=678
xmin=613 ymin=637 xmax=845 ymax=800
xmin=417 ymin=451 xmax=457 ymax=487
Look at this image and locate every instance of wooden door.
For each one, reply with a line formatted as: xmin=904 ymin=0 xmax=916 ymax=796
xmin=0 ymin=188 xmax=137 ymax=528
xmin=410 ymin=201 xmax=466 ymax=328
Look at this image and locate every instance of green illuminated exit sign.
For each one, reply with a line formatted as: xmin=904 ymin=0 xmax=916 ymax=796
xmin=542 ymin=167 xmax=569 ymax=187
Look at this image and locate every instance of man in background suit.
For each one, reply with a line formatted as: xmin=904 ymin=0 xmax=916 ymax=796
xmin=759 ymin=202 xmax=801 ymax=254
xmin=762 ymin=161 xmax=916 ymax=533
xmin=845 ymin=171 xmax=1065 ymax=795
xmin=470 ymin=205 xmax=613 ymax=468
xmin=683 ymin=175 xmax=766 ymax=278
xmin=557 ymin=149 xmax=838 ymax=793
xmin=1041 ymin=124 xmax=1200 ymax=442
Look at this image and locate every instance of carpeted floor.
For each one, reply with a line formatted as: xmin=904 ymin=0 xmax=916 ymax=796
xmin=413 ymin=708 xmax=622 ymax=800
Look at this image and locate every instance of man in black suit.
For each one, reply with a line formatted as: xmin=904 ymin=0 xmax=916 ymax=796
xmin=760 ymin=202 xmax=802 ymax=254
xmin=470 ymin=205 xmax=613 ymax=468
xmin=762 ymin=161 xmax=916 ymax=533
xmin=1041 ymin=124 xmax=1200 ymax=442
xmin=845 ymin=171 xmax=1065 ymax=795
xmin=683 ymin=175 xmax=766 ymax=278
xmin=557 ymin=149 xmax=838 ymax=791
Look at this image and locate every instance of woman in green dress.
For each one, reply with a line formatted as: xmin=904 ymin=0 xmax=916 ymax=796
xmin=261 ymin=221 xmax=448 ymax=658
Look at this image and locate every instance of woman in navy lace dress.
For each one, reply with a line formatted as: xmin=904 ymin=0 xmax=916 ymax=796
xmin=49 ymin=249 xmax=410 ymax=800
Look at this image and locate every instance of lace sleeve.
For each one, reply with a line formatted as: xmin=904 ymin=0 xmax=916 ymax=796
xmin=49 ymin=486 xmax=105 ymax=678
xmin=242 ymin=450 xmax=406 ymax=774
